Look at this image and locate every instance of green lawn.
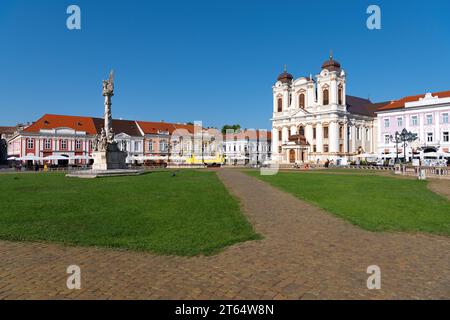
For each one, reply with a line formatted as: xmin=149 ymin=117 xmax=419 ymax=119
xmin=248 ymin=171 xmax=450 ymax=236
xmin=0 ymin=171 xmax=259 ymax=256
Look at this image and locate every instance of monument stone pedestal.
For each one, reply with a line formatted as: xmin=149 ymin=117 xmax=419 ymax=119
xmin=92 ymin=144 xmax=127 ymax=171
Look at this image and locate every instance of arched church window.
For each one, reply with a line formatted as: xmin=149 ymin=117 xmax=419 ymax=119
xmin=299 ymin=93 xmax=305 ymax=109
xmin=338 ymin=86 xmax=343 ymax=105
xmin=323 ymin=89 xmax=329 ymax=105
xmin=277 ymin=98 xmax=283 ymax=112
xmin=299 ymin=126 xmax=305 ymax=136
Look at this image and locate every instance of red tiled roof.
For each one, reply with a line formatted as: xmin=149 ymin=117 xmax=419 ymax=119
xmin=224 ymin=130 xmax=272 ymax=141
xmin=377 ymin=90 xmax=450 ymax=112
xmin=137 ymin=121 xmax=197 ymax=135
xmin=0 ymin=126 xmax=16 ymax=135
xmin=23 ymin=114 xmax=98 ymax=135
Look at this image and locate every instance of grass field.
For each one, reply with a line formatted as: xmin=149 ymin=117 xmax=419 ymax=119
xmin=0 ymin=171 xmax=259 ymax=256
xmin=248 ymin=171 xmax=450 ymax=236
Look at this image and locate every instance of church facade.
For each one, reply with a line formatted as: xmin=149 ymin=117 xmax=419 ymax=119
xmin=271 ymin=55 xmax=386 ymax=164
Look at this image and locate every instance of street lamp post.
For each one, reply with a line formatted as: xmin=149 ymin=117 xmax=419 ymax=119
xmin=391 ymin=129 xmax=418 ymax=164
xmin=390 ymin=132 xmax=401 ymax=164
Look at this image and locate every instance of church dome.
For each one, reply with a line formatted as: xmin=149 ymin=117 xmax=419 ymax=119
xmin=277 ymin=66 xmax=293 ymax=84
xmin=322 ymin=52 xmax=341 ymax=72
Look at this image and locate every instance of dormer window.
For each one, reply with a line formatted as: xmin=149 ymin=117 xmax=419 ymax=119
xmin=323 ymin=89 xmax=329 ymax=105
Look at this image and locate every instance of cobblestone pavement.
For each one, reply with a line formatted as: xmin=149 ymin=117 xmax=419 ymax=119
xmin=0 ymin=170 xmax=449 ymax=300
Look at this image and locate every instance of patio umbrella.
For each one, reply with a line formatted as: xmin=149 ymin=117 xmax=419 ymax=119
xmin=70 ymin=155 xmax=93 ymax=160
xmin=43 ymin=155 xmax=70 ymax=161
xmin=17 ymin=155 xmax=42 ymax=161
xmin=7 ymin=156 xmax=17 ymax=160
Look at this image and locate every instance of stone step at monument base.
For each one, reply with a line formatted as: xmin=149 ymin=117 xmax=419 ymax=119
xmin=66 ymin=169 xmax=146 ymax=179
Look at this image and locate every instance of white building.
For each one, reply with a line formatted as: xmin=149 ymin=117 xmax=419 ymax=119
xmin=376 ymin=91 xmax=450 ymax=160
xmin=271 ymin=55 xmax=386 ymax=164
xmin=223 ymin=130 xmax=271 ymax=165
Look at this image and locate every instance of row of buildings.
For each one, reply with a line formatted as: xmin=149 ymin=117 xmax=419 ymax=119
xmin=4 ymin=115 xmax=271 ymax=166
xmin=3 ymin=55 xmax=450 ymax=167
xmin=271 ymin=55 xmax=450 ymax=164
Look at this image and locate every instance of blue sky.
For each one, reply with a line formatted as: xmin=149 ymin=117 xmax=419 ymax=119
xmin=0 ymin=0 xmax=449 ymax=129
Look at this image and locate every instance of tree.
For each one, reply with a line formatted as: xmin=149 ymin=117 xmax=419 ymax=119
xmin=221 ymin=124 xmax=241 ymax=135
xmin=0 ymin=139 xmax=7 ymax=163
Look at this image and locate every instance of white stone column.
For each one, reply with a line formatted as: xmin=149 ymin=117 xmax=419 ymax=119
xmin=343 ymin=123 xmax=349 ymax=153
xmin=350 ymin=125 xmax=357 ymax=153
xmin=290 ymin=125 xmax=297 ymax=137
xmin=316 ymin=123 xmax=323 ymax=153
xmin=282 ymin=126 xmax=289 ymax=144
xmin=305 ymin=124 xmax=313 ymax=144
xmin=329 ymin=121 xmax=339 ymax=153
xmin=272 ymin=128 xmax=278 ymax=160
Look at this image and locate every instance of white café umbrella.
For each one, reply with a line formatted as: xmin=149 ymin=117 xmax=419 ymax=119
xmin=70 ymin=155 xmax=93 ymax=160
xmin=17 ymin=155 xmax=42 ymax=161
xmin=7 ymin=156 xmax=17 ymax=160
xmin=43 ymin=155 xmax=69 ymax=161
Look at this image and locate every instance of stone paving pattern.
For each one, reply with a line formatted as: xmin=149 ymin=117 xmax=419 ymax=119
xmin=0 ymin=170 xmax=449 ymax=299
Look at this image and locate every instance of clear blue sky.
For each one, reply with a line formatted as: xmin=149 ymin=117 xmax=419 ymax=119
xmin=0 ymin=0 xmax=449 ymax=130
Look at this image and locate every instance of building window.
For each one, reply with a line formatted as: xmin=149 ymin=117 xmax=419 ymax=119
xmin=427 ymin=132 xmax=433 ymax=143
xmin=148 ymin=140 xmax=153 ymax=152
xmin=160 ymin=140 xmax=167 ymax=152
xmin=313 ymin=145 xmax=317 ymax=152
xmin=122 ymin=141 xmax=127 ymax=151
xmin=384 ymin=118 xmax=390 ymax=128
xmin=277 ymin=98 xmax=283 ymax=112
xmin=339 ymin=126 xmax=344 ymax=139
xmin=323 ymin=144 xmax=329 ymax=153
xmin=443 ymin=113 xmax=449 ymax=124
xmin=278 ymin=146 xmax=282 ymax=153
xmin=313 ymin=127 xmax=317 ymax=139
xmin=299 ymin=93 xmax=305 ymax=109
xmin=27 ymin=138 xmax=34 ymax=149
xmin=397 ymin=117 xmax=403 ymax=128
xmin=338 ymin=86 xmax=343 ymax=105
xmin=61 ymin=139 xmax=68 ymax=150
xmin=384 ymin=135 xmax=390 ymax=144
xmin=443 ymin=131 xmax=449 ymax=142
xmin=411 ymin=115 xmax=418 ymax=126
xmin=339 ymin=144 xmax=344 ymax=153
xmin=323 ymin=89 xmax=329 ymax=105
xmin=365 ymin=128 xmax=370 ymax=141
xmin=44 ymin=139 xmax=51 ymax=150
xmin=278 ymin=130 xmax=282 ymax=141
xmin=75 ymin=140 xmax=82 ymax=150
xmin=299 ymin=126 xmax=305 ymax=136
xmin=134 ymin=141 xmax=140 ymax=152
xmin=356 ymin=128 xmax=361 ymax=140
xmin=323 ymin=126 xmax=329 ymax=139
xmin=426 ymin=114 xmax=433 ymax=125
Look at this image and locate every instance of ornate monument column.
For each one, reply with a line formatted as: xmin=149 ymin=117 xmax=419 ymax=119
xmin=91 ymin=71 xmax=127 ymax=171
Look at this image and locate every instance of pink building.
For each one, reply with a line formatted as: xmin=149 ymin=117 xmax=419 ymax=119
xmin=376 ymin=90 xmax=450 ymax=159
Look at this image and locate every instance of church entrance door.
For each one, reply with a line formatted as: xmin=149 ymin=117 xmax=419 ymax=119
xmin=289 ymin=149 xmax=295 ymax=163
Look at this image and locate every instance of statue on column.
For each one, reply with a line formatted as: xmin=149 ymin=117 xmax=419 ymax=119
xmin=102 ymin=70 xmax=115 ymax=143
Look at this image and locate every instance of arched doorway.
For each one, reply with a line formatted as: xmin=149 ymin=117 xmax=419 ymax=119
xmin=289 ymin=149 xmax=296 ymax=163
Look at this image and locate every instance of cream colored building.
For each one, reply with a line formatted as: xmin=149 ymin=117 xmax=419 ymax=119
xmin=271 ymin=55 xmax=386 ymax=164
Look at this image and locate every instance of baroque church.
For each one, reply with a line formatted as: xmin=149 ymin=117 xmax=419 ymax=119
xmin=271 ymin=54 xmax=386 ymax=164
